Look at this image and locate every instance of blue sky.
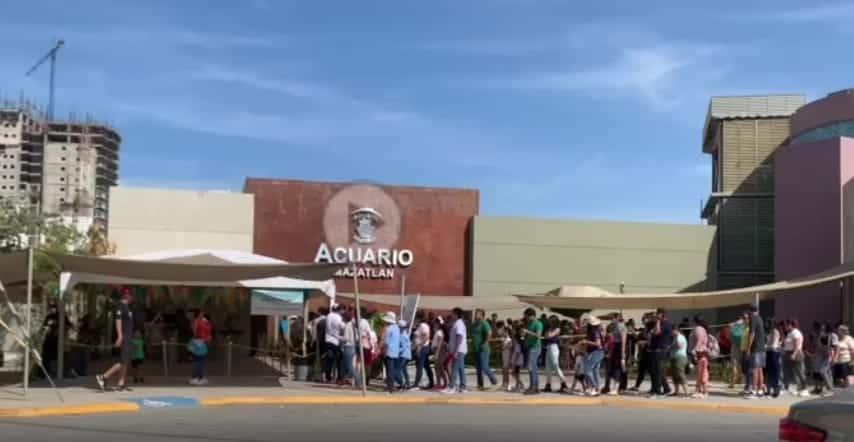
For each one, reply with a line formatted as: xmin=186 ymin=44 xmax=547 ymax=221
xmin=1 ymin=1 xmax=851 ymax=223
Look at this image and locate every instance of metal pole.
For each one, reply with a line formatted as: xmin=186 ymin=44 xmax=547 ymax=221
xmin=353 ymin=266 xmax=367 ymax=397
xmin=48 ymin=52 xmax=56 ymax=120
xmin=400 ymin=273 xmax=406 ymax=318
xmin=227 ymin=338 xmax=233 ymax=377
xmin=23 ymin=246 xmax=33 ymax=394
xmin=57 ymin=292 xmax=65 ymax=380
xmin=754 ymin=292 xmax=760 ymax=310
xmin=161 ymin=340 xmax=168 ymax=377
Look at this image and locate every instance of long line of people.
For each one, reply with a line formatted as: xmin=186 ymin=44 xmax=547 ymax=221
xmin=309 ymin=303 xmax=854 ymax=399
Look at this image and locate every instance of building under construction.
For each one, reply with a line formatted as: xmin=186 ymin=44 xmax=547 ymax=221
xmin=0 ymin=99 xmax=120 ymax=232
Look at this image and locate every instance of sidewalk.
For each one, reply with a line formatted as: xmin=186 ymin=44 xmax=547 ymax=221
xmin=0 ymin=372 xmax=805 ymax=418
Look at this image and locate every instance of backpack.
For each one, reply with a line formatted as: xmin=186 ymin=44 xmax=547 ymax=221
xmin=707 ymin=334 xmax=721 ymax=359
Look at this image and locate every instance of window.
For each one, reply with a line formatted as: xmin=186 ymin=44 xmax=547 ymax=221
xmin=19 ymin=184 xmax=25 ymax=190
xmin=60 ymin=177 xmax=65 ymax=182
xmin=61 ymin=146 xmax=66 ymax=151
xmin=60 ymin=187 xmax=65 ymax=192
xmin=61 ymin=167 xmax=65 ymax=171
xmin=61 ymin=157 xmax=66 ymax=161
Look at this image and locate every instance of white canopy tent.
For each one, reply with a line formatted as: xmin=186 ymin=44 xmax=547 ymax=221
xmin=515 ymin=260 xmax=854 ymax=311
xmin=57 ymin=249 xmax=338 ymax=298
xmin=38 ymin=249 xmax=342 ymax=383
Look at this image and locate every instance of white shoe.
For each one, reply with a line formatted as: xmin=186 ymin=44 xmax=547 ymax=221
xmin=95 ymin=375 xmax=105 ymax=392
xmin=440 ymin=388 xmax=456 ymax=395
xmin=798 ymin=390 xmax=811 ymax=398
xmin=197 ymin=378 xmax=209 ymax=386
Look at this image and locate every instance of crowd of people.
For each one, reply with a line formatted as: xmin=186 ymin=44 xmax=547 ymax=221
xmin=309 ymin=303 xmax=854 ymax=399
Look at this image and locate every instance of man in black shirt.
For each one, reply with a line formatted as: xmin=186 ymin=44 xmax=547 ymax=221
xmin=96 ymin=288 xmax=134 ymax=392
xmin=649 ymin=308 xmax=673 ymax=397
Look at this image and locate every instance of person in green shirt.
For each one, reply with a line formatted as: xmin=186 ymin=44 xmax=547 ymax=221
xmin=472 ymin=309 xmax=498 ymax=390
xmin=130 ymin=329 xmax=145 ymax=384
xmin=520 ymin=308 xmax=544 ymax=394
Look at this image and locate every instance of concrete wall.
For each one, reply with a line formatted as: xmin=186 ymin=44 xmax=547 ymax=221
xmin=471 ymin=216 xmax=716 ymax=296
xmin=108 ymin=187 xmax=254 ymax=255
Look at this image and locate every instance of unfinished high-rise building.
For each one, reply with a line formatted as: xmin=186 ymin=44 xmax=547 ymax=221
xmin=0 ymin=100 xmax=120 ymax=232
xmin=701 ymin=95 xmax=806 ymax=290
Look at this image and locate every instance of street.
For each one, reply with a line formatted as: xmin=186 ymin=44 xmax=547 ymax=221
xmin=0 ymin=405 xmax=778 ymax=441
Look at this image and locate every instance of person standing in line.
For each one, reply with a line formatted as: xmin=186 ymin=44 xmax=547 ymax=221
xmin=783 ymin=319 xmax=809 ymax=397
xmin=689 ymin=315 xmax=710 ymax=399
xmin=510 ymin=324 xmax=526 ymax=392
xmin=381 ymin=312 xmax=402 ymax=393
xmin=398 ymin=320 xmax=412 ymax=390
xmin=629 ymin=313 xmax=653 ymax=393
xmin=432 ymin=317 xmax=447 ymax=390
xmin=472 ymin=309 xmax=499 ymax=391
xmin=746 ymin=305 xmax=767 ymax=399
xmin=324 ymin=304 xmax=344 ymax=384
xmin=355 ymin=308 xmax=375 ymax=388
xmin=582 ymin=317 xmax=604 ymax=397
xmin=764 ymin=318 xmax=783 ymax=398
xmin=96 ymin=288 xmax=135 ymax=392
xmin=130 ymin=329 xmax=145 ymax=384
xmin=833 ymin=325 xmax=853 ymax=388
xmin=542 ymin=315 xmax=568 ymax=393
xmin=442 ymin=308 xmax=469 ymax=394
xmin=728 ymin=317 xmax=746 ymax=390
xmin=339 ymin=310 xmax=356 ymax=386
xmin=412 ymin=313 xmax=434 ymax=390
xmin=189 ymin=311 xmax=212 ymax=386
xmin=814 ymin=323 xmax=838 ymax=397
xmin=602 ymin=313 xmax=627 ymax=396
xmin=520 ymin=308 xmax=543 ymax=395
xmin=649 ymin=308 xmax=673 ymax=398
xmin=669 ymin=327 xmax=689 ymax=397
xmin=498 ymin=321 xmax=512 ymax=390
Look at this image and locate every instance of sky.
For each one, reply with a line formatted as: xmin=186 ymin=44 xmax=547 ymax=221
xmin=0 ymin=1 xmax=852 ymax=224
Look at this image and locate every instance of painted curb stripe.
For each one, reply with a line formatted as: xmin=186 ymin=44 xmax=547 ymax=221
xmin=0 ymin=402 xmax=140 ymax=418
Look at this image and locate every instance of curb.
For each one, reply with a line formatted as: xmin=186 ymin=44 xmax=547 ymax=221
xmin=0 ymin=396 xmax=790 ymax=418
xmin=0 ymin=402 xmax=140 ymax=418
xmin=201 ymin=395 xmax=790 ymax=416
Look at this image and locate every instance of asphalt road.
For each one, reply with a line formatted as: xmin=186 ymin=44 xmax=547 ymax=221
xmin=0 ymin=405 xmax=778 ymax=442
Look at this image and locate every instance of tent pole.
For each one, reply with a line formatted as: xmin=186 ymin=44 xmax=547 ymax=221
xmin=754 ymin=292 xmax=760 ymax=310
xmin=353 ymin=266 xmax=367 ymax=397
xmin=399 ymin=273 xmax=406 ymax=318
xmin=23 ymin=246 xmax=33 ymax=395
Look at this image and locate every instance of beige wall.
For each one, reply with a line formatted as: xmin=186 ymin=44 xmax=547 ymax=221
xmin=108 ymin=187 xmax=254 ymax=255
xmin=471 ymin=216 xmax=717 ymax=320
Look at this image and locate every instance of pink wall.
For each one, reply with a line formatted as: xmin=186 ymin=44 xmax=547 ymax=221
xmin=791 ymin=91 xmax=854 ymax=138
xmin=775 ymin=139 xmax=842 ymax=323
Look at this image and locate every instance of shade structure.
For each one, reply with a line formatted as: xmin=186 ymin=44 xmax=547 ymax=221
xmin=54 ymin=249 xmax=341 ymax=298
xmin=335 ymin=292 xmax=527 ymax=311
xmin=516 ymin=261 xmax=854 ymax=311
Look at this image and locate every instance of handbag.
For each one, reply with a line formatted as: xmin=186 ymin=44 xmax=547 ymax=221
xmin=188 ymin=338 xmax=208 ymax=357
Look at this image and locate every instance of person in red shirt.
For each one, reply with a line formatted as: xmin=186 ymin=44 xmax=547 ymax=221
xmin=190 ymin=310 xmax=212 ymax=386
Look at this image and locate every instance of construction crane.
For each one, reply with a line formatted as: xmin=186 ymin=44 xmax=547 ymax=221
xmin=25 ymin=39 xmax=64 ymax=120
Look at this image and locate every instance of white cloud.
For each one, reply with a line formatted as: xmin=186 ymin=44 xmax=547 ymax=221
xmin=487 ymin=44 xmax=727 ymax=110
xmin=741 ymin=4 xmax=854 ymax=23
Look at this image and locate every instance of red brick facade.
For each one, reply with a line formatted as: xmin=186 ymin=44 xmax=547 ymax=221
xmin=244 ymin=178 xmax=478 ymax=296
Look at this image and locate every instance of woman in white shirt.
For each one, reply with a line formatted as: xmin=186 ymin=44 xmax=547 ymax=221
xmin=783 ymin=319 xmax=808 ymax=396
xmin=833 ymin=325 xmax=854 ymax=388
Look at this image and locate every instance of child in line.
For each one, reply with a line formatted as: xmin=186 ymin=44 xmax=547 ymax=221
xmin=510 ymin=325 xmax=526 ymax=392
xmin=569 ymin=344 xmax=587 ymax=395
xmin=499 ymin=322 xmax=513 ymax=390
xmin=131 ymin=329 xmax=145 ymax=384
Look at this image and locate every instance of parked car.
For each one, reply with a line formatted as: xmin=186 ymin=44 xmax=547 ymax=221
xmin=780 ymin=389 xmax=854 ymax=441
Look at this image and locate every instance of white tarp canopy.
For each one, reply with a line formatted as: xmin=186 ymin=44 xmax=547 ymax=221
xmin=336 ymin=292 xmax=527 ymax=311
xmin=55 ymin=249 xmax=340 ymax=298
xmin=516 ymin=261 xmax=854 ymax=311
